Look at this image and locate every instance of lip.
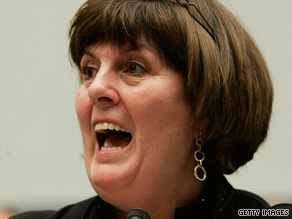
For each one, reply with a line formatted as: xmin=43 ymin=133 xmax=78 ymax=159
xmin=96 ymin=138 xmax=133 ymax=161
xmin=94 ymin=136 xmax=133 ymax=162
xmin=92 ymin=119 xmax=133 ymax=161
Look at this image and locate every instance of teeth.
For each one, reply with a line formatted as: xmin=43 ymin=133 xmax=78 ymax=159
xmin=101 ymin=147 xmax=122 ymax=151
xmin=95 ymin=122 xmax=129 ymax=133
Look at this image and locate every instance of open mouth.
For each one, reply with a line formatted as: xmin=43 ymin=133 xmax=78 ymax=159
xmin=95 ymin=122 xmax=132 ymax=151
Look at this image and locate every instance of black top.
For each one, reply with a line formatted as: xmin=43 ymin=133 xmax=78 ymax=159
xmin=9 ymin=175 xmax=292 ymax=218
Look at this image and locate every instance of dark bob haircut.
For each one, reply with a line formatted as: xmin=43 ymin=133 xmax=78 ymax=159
xmin=69 ymin=0 xmax=273 ymax=174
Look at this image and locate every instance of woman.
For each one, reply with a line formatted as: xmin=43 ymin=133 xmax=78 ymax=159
xmin=10 ymin=0 xmax=279 ymax=218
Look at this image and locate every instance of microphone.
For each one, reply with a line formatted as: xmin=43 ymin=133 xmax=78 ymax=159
xmin=125 ymin=208 xmax=150 ymax=219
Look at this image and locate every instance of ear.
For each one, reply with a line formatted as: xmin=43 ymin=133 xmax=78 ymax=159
xmin=193 ymin=118 xmax=209 ymax=139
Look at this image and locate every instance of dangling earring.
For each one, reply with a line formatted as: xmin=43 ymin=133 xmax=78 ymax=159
xmin=194 ymin=133 xmax=207 ymax=181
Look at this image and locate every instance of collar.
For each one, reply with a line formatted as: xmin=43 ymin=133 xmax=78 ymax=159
xmin=175 ymin=175 xmax=235 ymax=218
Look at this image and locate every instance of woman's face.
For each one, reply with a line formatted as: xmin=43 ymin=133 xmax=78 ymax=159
xmin=75 ymin=38 xmax=199 ymax=202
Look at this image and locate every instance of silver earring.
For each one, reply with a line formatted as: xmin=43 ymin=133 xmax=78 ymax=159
xmin=194 ymin=133 xmax=206 ymax=181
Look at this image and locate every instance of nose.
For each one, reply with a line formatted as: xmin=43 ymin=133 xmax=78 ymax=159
xmin=88 ymin=69 xmax=120 ymax=107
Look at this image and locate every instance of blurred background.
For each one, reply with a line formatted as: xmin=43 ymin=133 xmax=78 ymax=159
xmin=0 ymin=0 xmax=291 ymax=215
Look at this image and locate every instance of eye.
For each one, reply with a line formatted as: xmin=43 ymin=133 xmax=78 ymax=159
xmin=81 ymin=67 xmax=98 ymax=81
xmin=125 ymin=62 xmax=146 ymax=76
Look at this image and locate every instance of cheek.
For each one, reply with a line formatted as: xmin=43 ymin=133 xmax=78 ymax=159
xmin=75 ymin=88 xmax=95 ymax=180
xmin=138 ymin=84 xmax=187 ymax=117
xmin=130 ymin=82 xmax=192 ymax=136
xmin=75 ymin=88 xmax=93 ymax=135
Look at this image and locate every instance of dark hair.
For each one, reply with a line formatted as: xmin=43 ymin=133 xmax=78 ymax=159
xmin=69 ymin=0 xmax=273 ymax=174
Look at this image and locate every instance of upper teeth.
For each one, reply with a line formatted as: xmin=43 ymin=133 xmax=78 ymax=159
xmin=95 ymin=122 xmax=129 ymax=133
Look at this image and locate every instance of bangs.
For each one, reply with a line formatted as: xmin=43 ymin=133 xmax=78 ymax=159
xmin=69 ymin=0 xmax=189 ymax=73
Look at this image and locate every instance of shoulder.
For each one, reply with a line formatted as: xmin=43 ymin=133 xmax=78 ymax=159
xmin=214 ymin=176 xmax=271 ymax=218
xmin=9 ymin=196 xmax=100 ymax=219
xmin=231 ymin=189 xmax=270 ymax=208
xmin=221 ymin=190 xmax=292 ymax=218
xmin=218 ymin=189 xmax=270 ymax=218
xmin=9 ymin=210 xmax=56 ymax=219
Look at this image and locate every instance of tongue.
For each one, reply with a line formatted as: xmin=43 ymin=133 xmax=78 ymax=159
xmin=103 ymin=132 xmax=132 ymax=148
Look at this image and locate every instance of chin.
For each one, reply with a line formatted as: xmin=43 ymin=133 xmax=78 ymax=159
xmin=88 ymin=159 xmax=140 ymax=193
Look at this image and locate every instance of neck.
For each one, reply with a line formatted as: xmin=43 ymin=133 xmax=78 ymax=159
xmin=97 ymin=155 xmax=206 ymax=218
xmin=110 ymin=176 xmax=206 ymax=219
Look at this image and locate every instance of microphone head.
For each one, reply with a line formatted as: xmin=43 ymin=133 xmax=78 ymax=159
xmin=125 ymin=208 xmax=150 ymax=219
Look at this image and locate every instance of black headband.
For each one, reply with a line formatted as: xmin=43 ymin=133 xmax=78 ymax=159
xmin=176 ymin=0 xmax=215 ymax=40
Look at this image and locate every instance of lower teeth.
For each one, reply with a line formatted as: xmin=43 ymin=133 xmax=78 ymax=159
xmin=101 ymin=147 xmax=122 ymax=151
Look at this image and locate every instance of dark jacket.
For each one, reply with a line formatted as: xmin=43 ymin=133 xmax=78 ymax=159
xmin=9 ymin=175 xmax=292 ymax=218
